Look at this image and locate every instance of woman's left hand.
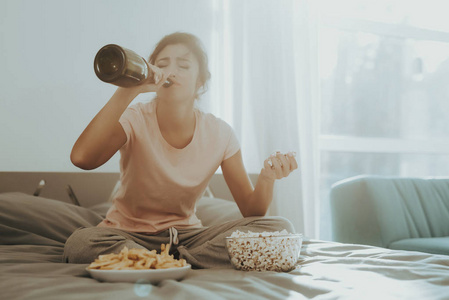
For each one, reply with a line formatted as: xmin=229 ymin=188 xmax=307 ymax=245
xmin=260 ymin=151 xmax=298 ymax=181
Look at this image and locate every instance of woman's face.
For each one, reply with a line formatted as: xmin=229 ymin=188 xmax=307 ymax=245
xmin=154 ymin=43 xmax=201 ymax=103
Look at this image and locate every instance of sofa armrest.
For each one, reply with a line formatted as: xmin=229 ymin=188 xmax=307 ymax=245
xmin=330 ymin=176 xmax=384 ymax=247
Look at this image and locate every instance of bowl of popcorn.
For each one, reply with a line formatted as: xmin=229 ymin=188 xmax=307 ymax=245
xmin=225 ymin=230 xmax=303 ymax=272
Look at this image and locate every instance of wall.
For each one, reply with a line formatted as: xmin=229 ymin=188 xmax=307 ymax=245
xmin=0 ymin=0 xmax=215 ymax=172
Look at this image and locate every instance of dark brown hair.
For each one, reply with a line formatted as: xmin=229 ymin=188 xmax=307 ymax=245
xmin=149 ymin=32 xmax=211 ymax=99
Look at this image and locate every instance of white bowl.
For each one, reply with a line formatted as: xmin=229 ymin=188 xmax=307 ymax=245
xmin=225 ymin=234 xmax=303 ymax=272
xmin=86 ymin=264 xmax=191 ymax=283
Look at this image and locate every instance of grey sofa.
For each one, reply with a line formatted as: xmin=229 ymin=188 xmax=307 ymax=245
xmin=330 ymin=175 xmax=449 ymax=255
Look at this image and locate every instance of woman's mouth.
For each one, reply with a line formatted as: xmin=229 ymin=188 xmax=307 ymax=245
xmin=163 ymin=78 xmax=174 ymax=88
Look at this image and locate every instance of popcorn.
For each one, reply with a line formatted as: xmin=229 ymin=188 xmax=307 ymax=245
xmin=225 ymin=230 xmax=302 ymax=272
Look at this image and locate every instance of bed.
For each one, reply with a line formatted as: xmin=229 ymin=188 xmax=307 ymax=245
xmin=1 ymin=172 xmax=448 ymax=299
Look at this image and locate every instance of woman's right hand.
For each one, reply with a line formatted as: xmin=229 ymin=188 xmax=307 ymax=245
xmin=117 ymin=63 xmax=170 ymax=95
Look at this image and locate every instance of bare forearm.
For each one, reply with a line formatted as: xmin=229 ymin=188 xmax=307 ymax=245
xmin=244 ymin=171 xmax=275 ymax=217
xmin=77 ymin=88 xmax=137 ymax=141
xmin=71 ymin=88 xmax=138 ymax=167
xmin=223 ymin=151 xmax=298 ymax=218
xmin=242 ymin=151 xmax=298 ymax=217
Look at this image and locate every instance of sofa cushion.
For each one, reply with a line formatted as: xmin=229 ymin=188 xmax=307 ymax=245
xmin=364 ymin=177 xmax=449 ymax=246
xmin=195 ymin=196 xmax=242 ymax=227
xmin=389 ymin=237 xmax=449 ymax=256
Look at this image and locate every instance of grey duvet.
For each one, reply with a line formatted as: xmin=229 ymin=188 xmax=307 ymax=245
xmin=1 ymin=193 xmax=448 ymax=300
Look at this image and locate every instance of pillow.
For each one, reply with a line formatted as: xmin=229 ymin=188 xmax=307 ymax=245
xmin=196 ymin=196 xmax=242 ymax=227
xmin=89 ymin=202 xmax=112 ymax=218
xmin=0 ymin=192 xmax=103 ymax=247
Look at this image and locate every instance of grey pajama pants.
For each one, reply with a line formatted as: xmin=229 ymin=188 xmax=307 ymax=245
xmin=63 ymin=216 xmax=295 ymax=269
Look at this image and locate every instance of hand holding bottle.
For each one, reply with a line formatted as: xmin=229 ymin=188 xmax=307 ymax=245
xmin=124 ymin=65 xmax=171 ymax=95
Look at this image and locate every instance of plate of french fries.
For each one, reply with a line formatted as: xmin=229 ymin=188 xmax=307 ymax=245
xmin=86 ymin=244 xmax=191 ymax=283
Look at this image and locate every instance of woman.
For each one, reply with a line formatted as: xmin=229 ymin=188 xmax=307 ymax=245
xmin=64 ymin=32 xmax=298 ymax=269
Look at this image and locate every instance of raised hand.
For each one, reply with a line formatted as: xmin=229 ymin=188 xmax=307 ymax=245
xmin=260 ymin=151 xmax=298 ymax=181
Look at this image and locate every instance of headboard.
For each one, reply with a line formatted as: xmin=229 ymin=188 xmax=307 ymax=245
xmin=0 ymin=172 xmax=258 ymax=207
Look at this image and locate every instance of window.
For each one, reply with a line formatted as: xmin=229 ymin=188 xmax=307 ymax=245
xmin=318 ymin=0 xmax=449 ymax=240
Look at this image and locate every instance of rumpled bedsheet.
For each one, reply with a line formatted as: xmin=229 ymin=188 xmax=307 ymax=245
xmin=1 ymin=193 xmax=448 ymax=300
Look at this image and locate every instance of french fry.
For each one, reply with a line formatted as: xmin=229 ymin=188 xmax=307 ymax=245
xmin=87 ymin=244 xmax=187 ymax=270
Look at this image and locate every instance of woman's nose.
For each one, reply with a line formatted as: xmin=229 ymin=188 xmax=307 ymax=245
xmin=165 ymin=65 xmax=177 ymax=77
xmin=167 ymin=72 xmax=177 ymax=81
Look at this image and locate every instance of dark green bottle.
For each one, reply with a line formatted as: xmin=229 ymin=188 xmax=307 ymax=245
xmin=94 ymin=44 xmax=172 ymax=88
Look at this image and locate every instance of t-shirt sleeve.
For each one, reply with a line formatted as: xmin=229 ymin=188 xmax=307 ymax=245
xmin=119 ymin=103 xmax=141 ymax=147
xmin=223 ymin=122 xmax=241 ymax=160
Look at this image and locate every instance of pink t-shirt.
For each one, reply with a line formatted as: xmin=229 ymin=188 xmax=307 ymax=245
xmin=97 ymin=100 xmax=240 ymax=233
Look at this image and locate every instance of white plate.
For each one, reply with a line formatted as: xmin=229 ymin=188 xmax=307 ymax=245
xmin=86 ymin=265 xmax=191 ymax=283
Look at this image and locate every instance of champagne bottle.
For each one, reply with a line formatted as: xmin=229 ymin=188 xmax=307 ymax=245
xmin=93 ymin=44 xmax=173 ymax=88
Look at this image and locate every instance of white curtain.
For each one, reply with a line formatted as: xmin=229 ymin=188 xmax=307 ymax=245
xmin=203 ymin=0 xmax=321 ymax=238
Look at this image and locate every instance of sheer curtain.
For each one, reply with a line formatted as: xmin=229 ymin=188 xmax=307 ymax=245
xmin=203 ymin=0 xmax=321 ymax=238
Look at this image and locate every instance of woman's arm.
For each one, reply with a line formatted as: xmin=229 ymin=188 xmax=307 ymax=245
xmin=221 ymin=150 xmax=298 ymax=217
xmin=70 ymin=88 xmax=138 ymax=170
xmin=71 ymin=67 xmax=169 ymax=170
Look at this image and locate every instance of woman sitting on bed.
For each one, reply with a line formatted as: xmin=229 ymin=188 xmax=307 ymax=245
xmin=64 ymin=32 xmax=298 ymax=269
